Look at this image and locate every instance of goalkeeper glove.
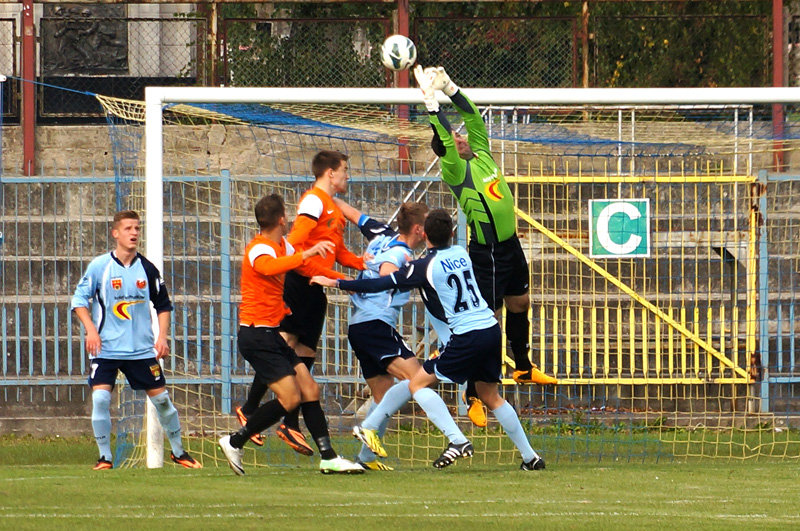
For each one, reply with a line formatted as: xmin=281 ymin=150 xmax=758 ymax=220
xmin=432 ymin=66 xmax=458 ymax=97
xmin=413 ymin=65 xmax=439 ymax=113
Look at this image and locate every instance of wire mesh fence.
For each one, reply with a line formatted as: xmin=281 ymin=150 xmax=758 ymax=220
xmin=414 ymin=16 xmax=578 ymax=88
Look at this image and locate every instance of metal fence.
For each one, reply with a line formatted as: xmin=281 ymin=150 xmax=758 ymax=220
xmin=2 ymin=171 xmax=800 ymax=414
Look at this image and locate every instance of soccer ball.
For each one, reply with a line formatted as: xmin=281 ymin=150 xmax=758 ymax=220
xmin=380 ymin=34 xmax=417 ymax=71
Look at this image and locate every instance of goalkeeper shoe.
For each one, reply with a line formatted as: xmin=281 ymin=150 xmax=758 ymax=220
xmin=218 ymin=435 xmax=245 ymax=476
xmin=319 ymin=456 xmax=365 ymax=474
xmin=432 ymin=441 xmax=474 ymax=469
xmin=520 ymin=456 xmax=546 ymax=471
xmin=170 ymin=451 xmax=203 ymax=469
xmin=352 ymin=426 xmax=387 ymax=458
xmin=92 ymin=457 xmax=113 ymax=471
xmin=234 ymin=406 xmax=264 ymax=447
xmin=276 ymin=424 xmax=314 ymax=456
xmin=462 ymin=393 xmax=488 ymax=428
xmin=357 ymin=459 xmax=394 ymax=471
xmin=512 ymin=366 xmax=558 ymax=385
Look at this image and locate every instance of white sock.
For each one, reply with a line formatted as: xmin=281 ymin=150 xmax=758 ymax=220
xmin=91 ymin=389 xmax=113 ymax=461
xmin=149 ymin=391 xmax=185 ymax=456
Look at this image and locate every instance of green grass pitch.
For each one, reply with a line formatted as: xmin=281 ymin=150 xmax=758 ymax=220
xmin=1 ymin=436 xmax=798 ymax=530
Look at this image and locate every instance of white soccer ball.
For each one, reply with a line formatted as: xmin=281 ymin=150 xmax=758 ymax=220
xmin=380 ymin=34 xmax=417 ymax=71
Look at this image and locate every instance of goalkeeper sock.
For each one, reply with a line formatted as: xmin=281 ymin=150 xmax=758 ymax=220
xmin=91 ymin=389 xmax=113 ymax=460
xmin=492 ymin=400 xmax=538 ymax=463
xmin=241 ymin=376 xmax=267 ymax=416
xmin=230 ymin=399 xmax=287 ymax=448
xmin=413 ymin=388 xmax=469 ymax=445
xmin=301 ymin=400 xmax=337 ymax=460
xmin=506 ymin=310 xmax=533 ymax=372
xmin=149 ymin=390 xmax=184 ymax=457
xmin=281 ymin=357 xmax=315 ymax=431
xmin=363 ymin=380 xmax=411 ymax=431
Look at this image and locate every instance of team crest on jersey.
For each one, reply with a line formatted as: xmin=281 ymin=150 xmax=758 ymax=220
xmin=112 ymin=300 xmax=145 ymax=320
xmin=111 ymin=278 xmax=122 ymax=290
xmin=484 ymin=178 xmax=504 ymax=201
xmin=136 ymin=279 xmax=147 ymax=289
xmin=149 ymin=364 xmax=162 ymax=379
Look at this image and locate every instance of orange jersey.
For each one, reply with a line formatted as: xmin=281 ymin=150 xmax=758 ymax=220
xmin=239 ymin=234 xmax=303 ymax=327
xmin=289 ymin=187 xmax=364 ymax=279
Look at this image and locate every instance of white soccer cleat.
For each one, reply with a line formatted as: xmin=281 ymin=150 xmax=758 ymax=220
xmin=319 ymin=455 xmax=365 ymax=474
xmin=218 ymin=435 xmax=245 ymax=476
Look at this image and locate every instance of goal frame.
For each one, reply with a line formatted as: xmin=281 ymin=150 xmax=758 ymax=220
xmin=143 ymin=85 xmax=800 ymax=468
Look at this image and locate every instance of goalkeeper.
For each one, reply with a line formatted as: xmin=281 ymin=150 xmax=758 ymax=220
xmin=414 ymin=65 xmax=557 ymax=423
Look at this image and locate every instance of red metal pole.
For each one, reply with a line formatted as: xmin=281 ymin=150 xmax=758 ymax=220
xmin=773 ymin=0 xmax=785 ymax=171
xmin=396 ymin=0 xmax=411 ymax=174
xmin=22 ymin=0 xmax=35 ymax=176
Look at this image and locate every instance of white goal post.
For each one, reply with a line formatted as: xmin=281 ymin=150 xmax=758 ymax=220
xmin=142 ymin=85 xmax=800 ymax=468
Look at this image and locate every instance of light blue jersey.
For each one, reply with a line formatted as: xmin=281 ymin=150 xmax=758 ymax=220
xmin=349 ymin=216 xmax=413 ymax=327
xmin=340 ymin=244 xmax=497 ymax=336
xmin=71 ymin=252 xmax=173 ymax=360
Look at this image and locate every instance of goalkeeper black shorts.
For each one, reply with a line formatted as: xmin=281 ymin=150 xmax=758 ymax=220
xmin=468 ymin=234 xmax=530 ymax=311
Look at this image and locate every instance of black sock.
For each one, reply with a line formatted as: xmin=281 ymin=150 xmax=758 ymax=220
xmin=301 ymin=400 xmax=337 ymax=460
xmin=230 ymin=399 xmax=287 ymax=448
xmin=241 ymin=376 xmax=268 ymax=416
xmin=466 ymin=380 xmax=478 ymax=400
xmin=282 ymin=357 xmax=315 ymax=430
xmin=506 ymin=310 xmax=532 ymax=371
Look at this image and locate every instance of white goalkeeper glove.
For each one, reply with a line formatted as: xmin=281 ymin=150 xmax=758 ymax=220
xmin=413 ymin=65 xmax=439 ymax=113
xmin=432 ymin=66 xmax=458 ymax=97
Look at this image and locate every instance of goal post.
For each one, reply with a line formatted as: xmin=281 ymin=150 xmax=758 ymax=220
xmin=99 ymin=84 xmax=800 ymax=468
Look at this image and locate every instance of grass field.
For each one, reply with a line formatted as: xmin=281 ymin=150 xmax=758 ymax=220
xmin=1 ymin=435 xmax=799 ymax=530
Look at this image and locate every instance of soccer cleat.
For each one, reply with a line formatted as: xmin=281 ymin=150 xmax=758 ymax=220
xmin=276 ymin=424 xmax=314 ymax=456
xmin=513 ymin=366 xmax=558 ymax=385
xmin=520 ymin=455 xmax=546 ymax=471
xmin=92 ymin=457 xmax=113 ymax=471
xmin=432 ymin=441 xmax=474 ymax=469
xmin=357 ymin=459 xmax=394 ymax=471
xmin=218 ymin=435 xmax=245 ymax=476
xmin=352 ymin=426 xmax=387 ymax=458
xmin=319 ymin=455 xmax=365 ymax=474
xmin=462 ymin=393 xmax=488 ymax=428
xmin=170 ymin=451 xmax=203 ymax=469
xmin=235 ymin=406 xmax=264 ymax=446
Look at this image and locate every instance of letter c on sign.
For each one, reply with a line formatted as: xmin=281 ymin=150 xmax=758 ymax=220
xmin=596 ymin=202 xmax=641 ymax=255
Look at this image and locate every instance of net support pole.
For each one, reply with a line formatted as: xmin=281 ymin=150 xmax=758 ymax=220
xmin=145 ymin=88 xmax=165 ymax=468
xmin=220 ymin=170 xmax=232 ymax=414
xmin=758 ymin=169 xmax=771 ymax=412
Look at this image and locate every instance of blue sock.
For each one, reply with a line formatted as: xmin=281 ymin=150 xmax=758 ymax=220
xmin=413 ymin=388 xmax=468 ymax=445
xmin=91 ymin=389 xmax=113 ymax=461
xmin=492 ymin=401 xmax=538 ymax=462
xmin=149 ymin=391 xmax=185 ymax=456
xmin=363 ymin=380 xmax=412 ymax=431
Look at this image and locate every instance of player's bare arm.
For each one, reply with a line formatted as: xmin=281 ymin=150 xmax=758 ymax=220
xmin=74 ymin=306 xmax=101 ymax=356
xmin=302 ymin=240 xmax=335 ymax=260
xmin=154 ymin=310 xmax=171 ymax=360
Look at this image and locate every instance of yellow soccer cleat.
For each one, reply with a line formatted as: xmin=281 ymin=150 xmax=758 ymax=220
xmin=352 ymin=426 xmax=388 ymax=458
xmin=357 ymin=459 xmax=394 ymax=471
xmin=513 ymin=366 xmax=558 ymax=385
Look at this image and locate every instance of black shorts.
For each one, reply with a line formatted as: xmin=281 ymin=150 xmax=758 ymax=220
xmin=88 ymin=357 xmax=166 ymax=391
xmin=238 ymin=326 xmax=301 ymax=385
xmin=422 ymin=323 xmax=502 ymax=385
xmin=280 ymin=270 xmax=327 ymax=351
xmin=348 ymin=320 xmax=416 ymax=380
xmin=468 ymin=235 xmax=530 ymax=311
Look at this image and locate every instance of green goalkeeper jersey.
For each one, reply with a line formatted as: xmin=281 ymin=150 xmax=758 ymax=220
xmin=429 ymin=91 xmax=516 ymax=245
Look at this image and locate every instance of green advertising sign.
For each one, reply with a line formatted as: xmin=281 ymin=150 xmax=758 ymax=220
xmin=589 ymin=199 xmax=650 ymax=258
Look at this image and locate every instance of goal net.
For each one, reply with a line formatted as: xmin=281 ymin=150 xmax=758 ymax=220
xmin=97 ymin=86 xmax=800 ymax=468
